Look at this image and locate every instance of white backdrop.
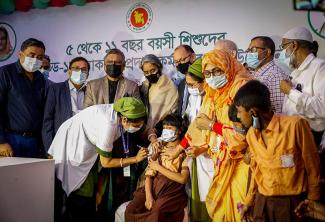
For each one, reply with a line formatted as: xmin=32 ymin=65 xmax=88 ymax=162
xmin=0 ymin=0 xmax=324 ymax=83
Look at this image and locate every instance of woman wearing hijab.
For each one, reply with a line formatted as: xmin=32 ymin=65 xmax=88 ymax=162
xmin=48 ymin=97 xmax=148 ymax=222
xmin=139 ymin=54 xmax=179 ymax=144
xmin=168 ymin=49 xmax=252 ymax=221
xmin=182 ymin=58 xmax=214 ymax=222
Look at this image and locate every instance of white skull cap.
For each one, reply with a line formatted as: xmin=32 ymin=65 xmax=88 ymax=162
xmin=283 ymin=26 xmax=313 ymax=43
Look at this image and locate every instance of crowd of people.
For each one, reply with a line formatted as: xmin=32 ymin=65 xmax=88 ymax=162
xmin=0 ymin=26 xmax=324 ymax=222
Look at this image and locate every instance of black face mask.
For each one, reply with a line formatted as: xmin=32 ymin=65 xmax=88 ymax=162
xmin=145 ymin=73 xmax=160 ymax=84
xmin=106 ymin=64 xmax=122 ymax=78
xmin=176 ymin=61 xmax=191 ymax=74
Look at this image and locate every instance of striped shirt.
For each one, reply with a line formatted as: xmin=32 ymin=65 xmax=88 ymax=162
xmin=251 ymin=61 xmax=289 ymax=113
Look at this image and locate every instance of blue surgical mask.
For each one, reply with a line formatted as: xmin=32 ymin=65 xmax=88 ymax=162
xmin=246 ymin=52 xmax=261 ymax=69
xmin=205 ymin=74 xmax=228 ymax=89
xmin=70 ymin=70 xmax=87 ymax=85
xmin=161 ymin=129 xmax=177 ymax=142
xmin=40 ymin=68 xmax=50 ymax=79
xmin=278 ymin=48 xmax=293 ymax=69
xmin=252 ymin=115 xmax=261 ymax=129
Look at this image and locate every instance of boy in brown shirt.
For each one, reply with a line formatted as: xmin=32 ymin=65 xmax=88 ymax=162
xmin=234 ymin=80 xmax=320 ymax=222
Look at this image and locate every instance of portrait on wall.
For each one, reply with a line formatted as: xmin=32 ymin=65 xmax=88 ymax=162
xmin=0 ymin=23 xmax=16 ymax=62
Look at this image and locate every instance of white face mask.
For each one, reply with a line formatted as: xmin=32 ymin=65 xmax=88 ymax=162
xmin=161 ymin=129 xmax=177 ymax=142
xmin=70 ymin=70 xmax=87 ymax=85
xmin=125 ymin=126 xmax=142 ymax=133
xmin=188 ymin=86 xmax=200 ymax=96
xmin=205 ymin=74 xmax=228 ymax=89
xmin=278 ymin=48 xmax=294 ymax=69
xmin=21 ymin=56 xmax=42 ymax=73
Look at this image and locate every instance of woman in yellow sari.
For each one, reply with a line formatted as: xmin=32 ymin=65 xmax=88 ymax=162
xmin=171 ymin=49 xmax=252 ymax=221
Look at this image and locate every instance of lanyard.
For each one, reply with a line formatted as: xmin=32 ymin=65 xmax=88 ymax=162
xmin=119 ymin=125 xmax=129 ymax=158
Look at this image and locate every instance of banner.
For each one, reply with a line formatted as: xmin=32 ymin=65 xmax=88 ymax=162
xmin=0 ymin=0 xmax=324 ymax=83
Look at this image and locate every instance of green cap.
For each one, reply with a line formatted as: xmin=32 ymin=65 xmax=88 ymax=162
xmin=188 ymin=58 xmax=203 ymax=79
xmin=113 ymin=97 xmax=147 ymax=119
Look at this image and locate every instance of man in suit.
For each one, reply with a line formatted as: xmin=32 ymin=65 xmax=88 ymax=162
xmin=42 ymin=56 xmax=90 ymax=222
xmin=84 ymin=48 xmax=140 ymax=107
xmin=42 ymin=56 xmax=90 ymax=151
xmin=173 ymin=45 xmax=196 ymax=116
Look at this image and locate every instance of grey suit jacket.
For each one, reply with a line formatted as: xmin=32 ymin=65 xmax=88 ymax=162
xmin=84 ymin=76 xmax=140 ymax=107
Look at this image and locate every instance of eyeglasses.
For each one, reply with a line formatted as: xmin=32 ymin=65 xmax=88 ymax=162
xmin=279 ymin=41 xmax=293 ymax=50
xmin=174 ymin=54 xmax=191 ymax=66
xmin=203 ymin=68 xmax=224 ymax=78
xmin=70 ymin=67 xmax=89 ymax=73
xmin=245 ymin=47 xmax=266 ymax=53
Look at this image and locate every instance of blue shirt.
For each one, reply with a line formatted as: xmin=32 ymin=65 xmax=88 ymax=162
xmin=0 ymin=60 xmax=47 ymax=143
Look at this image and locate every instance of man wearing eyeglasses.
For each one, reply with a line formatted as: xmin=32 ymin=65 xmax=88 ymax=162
xmin=0 ymin=38 xmax=47 ymax=158
xmin=42 ymin=56 xmax=90 ymax=152
xmin=173 ymin=45 xmax=196 ymax=115
xmin=279 ymin=27 xmax=325 ymax=202
xmin=42 ymin=56 xmax=90 ymax=221
xmin=246 ymin=36 xmax=289 ymax=114
xmin=84 ymin=48 xmax=140 ymax=108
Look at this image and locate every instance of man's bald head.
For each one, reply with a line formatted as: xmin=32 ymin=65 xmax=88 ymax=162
xmin=214 ymin=39 xmax=238 ymax=58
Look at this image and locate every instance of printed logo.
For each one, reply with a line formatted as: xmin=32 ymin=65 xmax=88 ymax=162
xmin=126 ymin=3 xmax=153 ymax=33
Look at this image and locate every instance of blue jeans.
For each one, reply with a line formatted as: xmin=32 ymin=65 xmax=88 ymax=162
xmin=5 ymin=133 xmax=42 ymax=158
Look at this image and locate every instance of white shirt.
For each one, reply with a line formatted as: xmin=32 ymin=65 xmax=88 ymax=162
xmin=68 ymin=80 xmax=85 ymax=116
xmin=283 ymin=54 xmax=325 ymax=132
xmin=48 ymin=104 xmax=120 ymax=196
xmin=185 ymin=94 xmax=202 ymax=123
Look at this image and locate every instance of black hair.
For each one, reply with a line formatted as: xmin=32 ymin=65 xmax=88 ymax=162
xmin=69 ymin=56 xmax=90 ymax=71
xmin=43 ymin=54 xmax=50 ymax=63
xmin=162 ymin=113 xmax=189 ymax=138
xmin=104 ymin=48 xmax=126 ymax=63
xmin=251 ymin=36 xmax=275 ymax=56
xmin=234 ymin=80 xmax=271 ymax=112
xmin=0 ymin=27 xmax=8 ymax=39
xmin=21 ymin=38 xmax=45 ymax=51
xmin=295 ymin=39 xmax=319 ymax=57
xmin=186 ymin=71 xmax=204 ymax=83
xmin=228 ymin=103 xmax=240 ymax=123
xmin=175 ymin=44 xmax=195 ymax=54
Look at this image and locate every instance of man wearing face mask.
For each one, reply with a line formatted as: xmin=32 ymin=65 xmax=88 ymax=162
xmin=173 ymin=45 xmax=196 ymax=116
xmin=42 ymin=56 xmax=89 ymax=221
xmin=0 ymin=38 xmax=47 ymax=158
xmin=246 ymin=36 xmax=288 ymax=114
xmin=84 ymin=49 xmax=140 ymax=108
xmin=40 ymin=54 xmax=51 ymax=80
xmin=42 ymin=57 xmax=90 ymax=152
xmin=279 ymin=27 xmax=325 ymax=199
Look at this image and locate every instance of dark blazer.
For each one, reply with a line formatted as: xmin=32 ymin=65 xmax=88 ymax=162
xmin=42 ymin=80 xmax=74 ymax=151
xmin=177 ymin=78 xmax=189 ymax=115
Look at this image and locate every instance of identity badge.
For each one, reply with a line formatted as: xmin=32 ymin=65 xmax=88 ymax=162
xmin=280 ymin=154 xmax=295 ymax=168
xmin=123 ymin=166 xmax=131 ymax=177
